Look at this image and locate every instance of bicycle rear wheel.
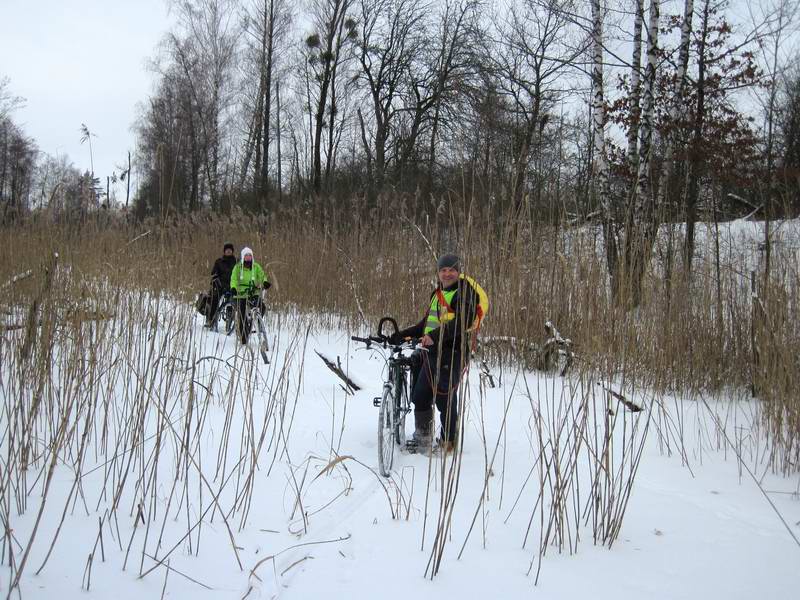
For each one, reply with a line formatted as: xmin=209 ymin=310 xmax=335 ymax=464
xmin=378 ymin=385 xmax=396 ymax=477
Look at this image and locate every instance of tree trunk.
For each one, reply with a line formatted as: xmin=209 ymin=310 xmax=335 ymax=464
xmin=275 ymin=80 xmax=283 ymax=203
xmin=312 ymin=0 xmax=350 ymax=195
xmin=683 ymin=0 xmax=709 ymax=272
xmin=623 ymin=0 xmax=660 ymax=308
xmin=592 ymin=0 xmax=617 ymax=287
xmin=260 ymin=0 xmax=276 ymax=204
xmin=656 ymin=0 xmax=693 ymax=223
xmin=626 ymin=0 xmax=644 ymax=168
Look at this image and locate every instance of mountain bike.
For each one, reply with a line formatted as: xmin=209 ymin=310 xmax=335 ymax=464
xmin=236 ymin=287 xmax=270 ymax=364
xmin=351 ymin=317 xmax=421 ymax=477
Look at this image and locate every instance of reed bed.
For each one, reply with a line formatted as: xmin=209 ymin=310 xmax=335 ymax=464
xmin=1 ymin=200 xmax=798 ymax=594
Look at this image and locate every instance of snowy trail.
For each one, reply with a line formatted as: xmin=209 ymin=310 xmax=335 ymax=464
xmin=3 ymin=307 xmax=799 ymax=600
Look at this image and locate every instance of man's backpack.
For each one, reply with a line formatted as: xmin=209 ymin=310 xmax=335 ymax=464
xmin=459 ymin=274 xmax=489 ymax=333
xmin=195 ymin=292 xmax=211 ymax=317
xmin=434 ymin=274 xmax=489 ymax=336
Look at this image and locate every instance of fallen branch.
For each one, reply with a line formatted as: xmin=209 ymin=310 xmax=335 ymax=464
xmin=598 ymin=384 xmax=643 ymax=413
xmin=541 ymin=321 xmax=575 ymax=376
xmin=315 ymin=351 xmax=361 ymax=393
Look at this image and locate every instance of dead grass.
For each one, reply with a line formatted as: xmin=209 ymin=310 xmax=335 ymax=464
xmin=0 ymin=198 xmax=798 ymax=593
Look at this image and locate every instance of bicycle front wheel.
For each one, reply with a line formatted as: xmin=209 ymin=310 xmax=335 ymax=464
xmin=394 ymin=381 xmax=408 ymax=447
xmin=378 ymin=385 xmax=396 ymax=477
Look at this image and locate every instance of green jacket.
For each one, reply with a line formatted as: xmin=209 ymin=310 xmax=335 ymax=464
xmin=230 ymin=262 xmax=267 ymax=297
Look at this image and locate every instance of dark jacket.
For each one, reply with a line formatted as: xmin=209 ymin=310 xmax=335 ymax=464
xmin=399 ymin=278 xmax=478 ymax=357
xmin=211 ymin=255 xmax=237 ymax=292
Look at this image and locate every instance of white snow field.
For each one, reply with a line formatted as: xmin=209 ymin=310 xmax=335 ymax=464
xmin=2 ymin=293 xmax=798 ymax=600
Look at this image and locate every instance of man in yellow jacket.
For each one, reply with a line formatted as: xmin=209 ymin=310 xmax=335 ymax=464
xmin=389 ymin=253 xmax=478 ymax=453
xmin=230 ymin=246 xmax=271 ymax=344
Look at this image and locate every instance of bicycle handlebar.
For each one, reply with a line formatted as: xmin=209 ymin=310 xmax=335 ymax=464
xmin=350 ymin=334 xmax=423 ymax=351
xmin=351 ymin=316 xmax=426 ymax=351
xmin=234 ymin=283 xmax=267 ymax=298
xmin=351 ymin=334 xmax=385 ymax=344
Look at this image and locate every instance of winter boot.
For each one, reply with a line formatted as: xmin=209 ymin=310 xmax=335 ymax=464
xmin=406 ymin=409 xmax=433 ymax=453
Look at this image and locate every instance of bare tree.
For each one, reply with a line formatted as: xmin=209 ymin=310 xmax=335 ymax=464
xmin=0 ymin=116 xmax=37 ymax=216
xmin=171 ymin=0 xmax=240 ymax=210
xmin=391 ymin=0 xmax=482 ymax=192
xmin=304 ymin=0 xmax=357 ymax=195
xmin=0 ymin=78 xmax=35 ymax=218
xmin=749 ymin=0 xmax=799 ymax=279
xmin=238 ymin=0 xmax=293 ymax=205
xmin=681 ymin=0 xmax=763 ymax=270
xmin=492 ymin=0 xmax=584 ymax=211
xmin=355 ymin=0 xmax=427 ymax=195
xmin=0 ymin=77 xmax=24 ymax=121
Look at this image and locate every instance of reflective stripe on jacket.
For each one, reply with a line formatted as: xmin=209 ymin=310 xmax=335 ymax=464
xmin=424 ymin=288 xmax=457 ymax=334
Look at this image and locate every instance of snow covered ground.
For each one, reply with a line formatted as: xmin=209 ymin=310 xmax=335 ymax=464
xmin=2 ymin=301 xmax=799 ymax=600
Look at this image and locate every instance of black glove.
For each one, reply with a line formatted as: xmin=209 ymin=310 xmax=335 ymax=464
xmin=263 ymin=280 xmax=272 ymax=290
xmin=387 ymin=332 xmax=404 ymax=345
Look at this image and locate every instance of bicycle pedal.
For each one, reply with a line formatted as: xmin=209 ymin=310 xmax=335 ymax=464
xmin=372 ymin=397 xmax=381 ymax=407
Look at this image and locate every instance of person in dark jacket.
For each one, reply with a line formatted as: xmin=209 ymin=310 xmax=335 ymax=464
xmin=389 ymin=253 xmax=478 ymax=452
xmin=205 ymin=242 xmax=237 ymax=327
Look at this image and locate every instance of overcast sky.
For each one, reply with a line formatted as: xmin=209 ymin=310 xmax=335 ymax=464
xmin=0 ymin=0 xmax=172 ymax=196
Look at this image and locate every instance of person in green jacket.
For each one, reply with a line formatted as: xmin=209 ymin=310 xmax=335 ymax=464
xmin=230 ymin=246 xmax=271 ymax=344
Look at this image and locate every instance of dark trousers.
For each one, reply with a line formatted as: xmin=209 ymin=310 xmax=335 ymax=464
xmin=207 ymin=282 xmax=227 ymax=323
xmin=410 ymin=350 xmax=464 ymax=442
xmin=236 ymin=296 xmax=266 ymax=341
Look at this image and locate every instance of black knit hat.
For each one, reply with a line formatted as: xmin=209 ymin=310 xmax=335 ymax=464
xmin=223 ymin=242 xmax=234 ymax=253
xmin=437 ymin=253 xmax=460 ymax=271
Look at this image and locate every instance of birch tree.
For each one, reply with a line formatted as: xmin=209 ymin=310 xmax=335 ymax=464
xmin=626 ymin=0 xmax=644 ymax=167
xmin=591 ymin=0 xmax=614 ymax=277
xmin=621 ymin=0 xmax=659 ymax=307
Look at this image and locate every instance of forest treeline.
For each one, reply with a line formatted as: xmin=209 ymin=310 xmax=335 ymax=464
xmin=2 ymin=0 xmax=800 ymax=305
